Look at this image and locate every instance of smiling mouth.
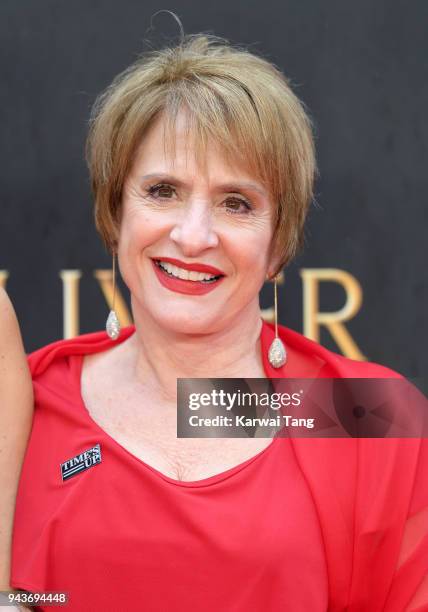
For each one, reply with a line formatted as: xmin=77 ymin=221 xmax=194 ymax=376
xmin=153 ymin=260 xmax=224 ymax=284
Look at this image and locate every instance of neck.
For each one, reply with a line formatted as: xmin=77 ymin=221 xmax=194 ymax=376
xmin=126 ymin=300 xmax=265 ymax=404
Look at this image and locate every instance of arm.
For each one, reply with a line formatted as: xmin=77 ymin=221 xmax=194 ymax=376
xmin=388 ymin=436 xmax=428 ymax=611
xmin=0 ymin=288 xmax=33 ymax=593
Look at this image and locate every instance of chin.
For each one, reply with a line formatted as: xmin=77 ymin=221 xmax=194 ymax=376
xmin=158 ymin=314 xmax=216 ymax=335
xmin=150 ymin=301 xmax=221 ymax=331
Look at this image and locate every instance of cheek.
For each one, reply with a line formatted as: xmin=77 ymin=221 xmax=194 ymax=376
xmin=117 ymin=211 xmax=147 ymax=283
xmin=119 ymin=207 xmax=156 ymax=254
xmin=227 ymin=229 xmax=271 ymax=272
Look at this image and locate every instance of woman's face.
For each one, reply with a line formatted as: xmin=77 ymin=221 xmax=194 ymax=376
xmin=118 ymin=110 xmax=277 ymax=335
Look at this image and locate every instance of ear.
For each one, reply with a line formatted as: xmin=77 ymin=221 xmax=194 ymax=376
xmin=265 ymin=231 xmax=282 ymax=278
xmin=266 ymin=250 xmax=282 ymax=281
xmin=111 ymin=220 xmax=121 ymax=254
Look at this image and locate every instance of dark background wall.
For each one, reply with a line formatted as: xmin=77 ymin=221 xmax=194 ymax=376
xmin=1 ymin=1 xmax=426 ymax=380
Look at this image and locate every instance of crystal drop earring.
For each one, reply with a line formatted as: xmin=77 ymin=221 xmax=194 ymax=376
xmin=267 ymin=273 xmax=287 ymax=368
xmin=106 ymin=252 xmax=121 ymax=340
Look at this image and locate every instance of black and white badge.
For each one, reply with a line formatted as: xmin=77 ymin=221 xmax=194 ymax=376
xmin=60 ymin=443 xmax=102 ymax=481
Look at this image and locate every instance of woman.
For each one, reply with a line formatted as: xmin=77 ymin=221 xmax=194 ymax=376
xmin=0 ymin=288 xmax=33 ymax=609
xmin=9 ymin=33 xmax=428 ymax=611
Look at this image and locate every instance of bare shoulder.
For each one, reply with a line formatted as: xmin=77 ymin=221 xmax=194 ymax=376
xmin=0 ymin=286 xmax=20 ymax=334
xmin=0 ymin=287 xmax=28 ymax=370
xmin=0 ymin=287 xmax=32 ymax=426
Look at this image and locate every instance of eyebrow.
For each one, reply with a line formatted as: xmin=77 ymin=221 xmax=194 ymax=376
xmin=140 ymin=173 xmax=268 ymax=198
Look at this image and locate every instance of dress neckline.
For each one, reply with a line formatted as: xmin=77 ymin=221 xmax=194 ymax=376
xmin=73 ymin=319 xmax=283 ymax=488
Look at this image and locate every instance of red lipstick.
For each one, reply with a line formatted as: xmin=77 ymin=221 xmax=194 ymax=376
xmin=151 ymin=259 xmax=225 ymax=296
xmin=151 ymin=257 xmax=224 ymax=276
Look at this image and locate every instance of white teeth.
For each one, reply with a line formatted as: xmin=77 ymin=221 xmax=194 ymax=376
xmin=157 ymin=260 xmax=218 ymax=282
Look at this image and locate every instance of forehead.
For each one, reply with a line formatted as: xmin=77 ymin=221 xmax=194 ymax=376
xmin=130 ymin=109 xmax=267 ymax=189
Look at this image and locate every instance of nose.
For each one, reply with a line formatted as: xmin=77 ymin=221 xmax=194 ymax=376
xmin=169 ymin=201 xmax=219 ymax=255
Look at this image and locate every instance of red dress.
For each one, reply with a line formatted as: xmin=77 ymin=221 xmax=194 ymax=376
xmin=11 ymin=320 xmax=428 ymax=611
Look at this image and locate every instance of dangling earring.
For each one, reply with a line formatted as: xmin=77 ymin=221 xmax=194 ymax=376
xmin=106 ymin=252 xmax=121 ymax=340
xmin=268 ymin=274 xmax=287 ymax=368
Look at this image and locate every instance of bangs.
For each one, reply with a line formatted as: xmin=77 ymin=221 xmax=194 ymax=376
xmin=159 ymin=79 xmax=275 ymax=198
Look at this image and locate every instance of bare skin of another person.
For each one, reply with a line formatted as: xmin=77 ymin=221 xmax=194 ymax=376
xmin=0 ymin=288 xmax=34 ymax=611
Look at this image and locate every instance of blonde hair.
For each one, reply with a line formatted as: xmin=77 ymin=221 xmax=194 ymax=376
xmin=86 ymin=32 xmax=317 ymax=274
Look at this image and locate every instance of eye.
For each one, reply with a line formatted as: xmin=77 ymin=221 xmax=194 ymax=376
xmin=144 ymin=183 xmax=252 ymax=215
xmin=145 ymin=183 xmax=176 ymax=199
xmin=225 ymin=197 xmax=252 ymax=215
